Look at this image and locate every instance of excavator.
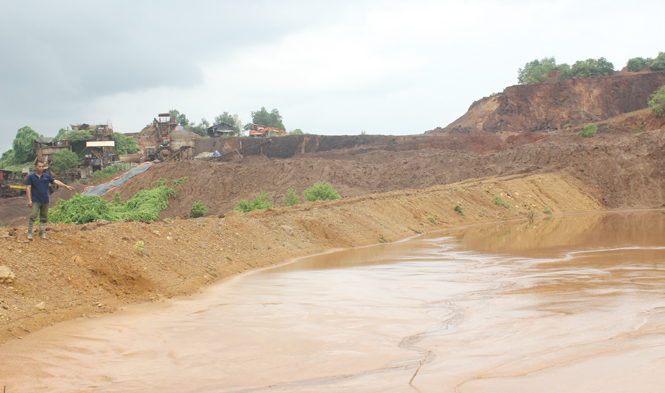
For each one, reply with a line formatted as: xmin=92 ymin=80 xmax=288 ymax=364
xmin=248 ymin=124 xmax=287 ymax=137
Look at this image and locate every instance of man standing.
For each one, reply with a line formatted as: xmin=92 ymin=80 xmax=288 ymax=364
xmin=25 ymin=160 xmax=74 ymax=240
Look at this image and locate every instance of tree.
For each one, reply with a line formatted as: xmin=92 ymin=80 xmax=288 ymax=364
xmin=169 ymin=109 xmax=190 ymax=127
xmin=250 ymin=107 xmax=285 ymax=130
xmin=648 ymin=85 xmax=665 ymax=117
xmin=0 ymin=150 xmax=16 ymax=170
xmin=627 ymin=57 xmax=653 ymax=72
xmin=650 ymin=52 xmax=665 ymax=72
xmin=110 ymin=133 xmax=139 ymax=154
xmin=518 ymin=57 xmax=560 ymax=84
xmin=188 ymin=118 xmax=210 ymax=137
xmin=559 ymin=57 xmax=614 ymax=79
xmin=214 ymin=112 xmax=243 ymax=135
xmin=289 ymin=129 xmax=305 ymax=135
xmin=50 ymin=149 xmax=79 ymax=174
xmin=12 ymin=126 xmax=40 ymax=163
xmin=54 ymin=128 xmax=68 ymax=142
xmin=64 ymin=129 xmax=93 ymax=154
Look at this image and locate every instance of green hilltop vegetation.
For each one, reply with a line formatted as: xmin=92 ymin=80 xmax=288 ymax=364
xmin=517 ymin=52 xmax=665 ymax=85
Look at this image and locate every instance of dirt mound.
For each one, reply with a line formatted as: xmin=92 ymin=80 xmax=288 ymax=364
xmin=0 ymin=173 xmax=601 ymax=344
xmin=430 ymin=71 xmax=665 ymax=135
xmin=51 ymin=182 xmax=86 ymax=201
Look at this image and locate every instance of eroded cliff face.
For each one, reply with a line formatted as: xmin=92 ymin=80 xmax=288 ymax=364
xmin=433 ymin=71 xmax=665 ymax=135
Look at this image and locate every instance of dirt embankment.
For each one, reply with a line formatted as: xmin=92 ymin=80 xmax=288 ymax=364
xmin=193 ymin=132 xmax=545 ymax=160
xmin=0 ymin=173 xmax=601 ymax=344
xmin=100 ymin=130 xmax=665 ymax=219
xmin=431 ymin=71 xmax=665 ymax=135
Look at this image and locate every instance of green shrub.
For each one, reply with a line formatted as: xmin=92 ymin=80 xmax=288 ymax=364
xmin=648 ymin=85 xmax=665 ymax=117
xmin=427 ymin=215 xmax=436 ymax=224
xmin=454 ymin=205 xmax=464 ymax=216
xmin=134 ymin=241 xmax=145 ymax=256
xmin=234 ymin=192 xmax=273 ymax=213
xmin=527 ymin=209 xmax=535 ymax=219
xmin=49 ymin=185 xmax=175 ymax=224
xmin=302 ymin=183 xmax=340 ymax=202
xmin=493 ymin=195 xmax=510 ymax=209
xmin=50 ymin=149 xmax=79 ymax=174
xmin=93 ymin=162 xmax=136 ymax=180
xmin=282 ymin=187 xmax=301 ymax=206
xmin=543 ymin=206 xmax=552 ymax=215
xmin=578 ymin=123 xmax=597 ymax=137
xmin=190 ymin=200 xmax=208 ymax=218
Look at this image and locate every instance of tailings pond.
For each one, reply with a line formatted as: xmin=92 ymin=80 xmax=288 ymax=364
xmin=2 ymin=211 xmax=665 ymax=392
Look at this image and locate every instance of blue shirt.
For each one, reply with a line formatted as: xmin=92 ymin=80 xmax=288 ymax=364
xmin=26 ymin=172 xmax=54 ymax=203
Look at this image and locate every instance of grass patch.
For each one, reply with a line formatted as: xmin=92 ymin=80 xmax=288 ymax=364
xmin=493 ymin=195 xmax=510 ymax=209
xmin=427 ymin=215 xmax=436 ymax=224
xmin=578 ymin=123 xmax=597 ymax=137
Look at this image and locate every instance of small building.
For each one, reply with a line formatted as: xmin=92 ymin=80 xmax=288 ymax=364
xmin=207 ymin=122 xmax=236 ymax=137
xmin=33 ymin=137 xmax=71 ymax=165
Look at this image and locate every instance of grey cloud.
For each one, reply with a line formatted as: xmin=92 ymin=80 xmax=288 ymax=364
xmin=0 ymin=0 xmax=359 ymax=135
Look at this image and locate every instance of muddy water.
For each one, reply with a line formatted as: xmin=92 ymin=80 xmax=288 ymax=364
xmin=2 ymin=211 xmax=665 ymax=392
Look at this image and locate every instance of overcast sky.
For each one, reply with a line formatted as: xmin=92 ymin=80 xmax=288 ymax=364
xmin=1 ymin=0 xmax=663 ymax=152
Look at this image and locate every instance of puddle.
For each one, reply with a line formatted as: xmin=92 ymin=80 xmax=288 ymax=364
xmin=1 ymin=211 xmax=665 ymax=392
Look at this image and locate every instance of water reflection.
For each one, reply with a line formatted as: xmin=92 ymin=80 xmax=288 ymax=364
xmin=1 ymin=211 xmax=664 ymax=392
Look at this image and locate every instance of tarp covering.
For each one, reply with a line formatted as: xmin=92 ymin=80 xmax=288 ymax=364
xmin=81 ymin=163 xmax=152 ymax=196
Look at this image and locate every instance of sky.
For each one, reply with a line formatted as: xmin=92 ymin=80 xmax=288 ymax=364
xmin=1 ymin=0 xmax=663 ymax=152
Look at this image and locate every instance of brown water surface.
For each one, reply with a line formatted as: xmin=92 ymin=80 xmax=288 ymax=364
xmin=2 ymin=211 xmax=665 ymax=392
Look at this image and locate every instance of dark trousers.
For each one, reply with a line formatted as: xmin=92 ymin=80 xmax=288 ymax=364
xmin=29 ymin=202 xmax=49 ymax=224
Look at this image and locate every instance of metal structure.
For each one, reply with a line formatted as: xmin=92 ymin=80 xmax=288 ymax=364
xmin=213 ymin=139 xmax=273 ymax=161
xmin=163 ymin=146 xmax=193 ymax=163
xmin=154 ymin=113 xmax=177 ymax=148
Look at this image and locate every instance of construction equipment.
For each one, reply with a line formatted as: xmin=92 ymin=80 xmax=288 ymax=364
xmin=248 ymin=124 xmax=287 ymax=138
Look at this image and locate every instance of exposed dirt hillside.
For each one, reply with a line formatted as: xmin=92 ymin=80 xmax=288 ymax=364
xmin=0 ymin=173 xmax=601 ymax=344
xmin=98 ymin=130 xmax=665 ymax=219
xmin=430 ymin=71 xmax=665 ymax=135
